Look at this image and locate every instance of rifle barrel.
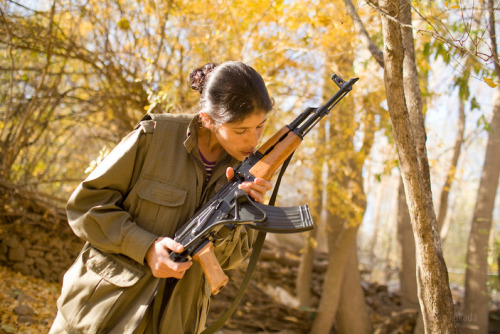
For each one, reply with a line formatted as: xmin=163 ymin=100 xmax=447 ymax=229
xmin=292 ymin=77 xmax=358 ymax=137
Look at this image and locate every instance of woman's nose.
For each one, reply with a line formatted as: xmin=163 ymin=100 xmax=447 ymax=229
xmin=247 ymin=130 xmax=259 ymax=147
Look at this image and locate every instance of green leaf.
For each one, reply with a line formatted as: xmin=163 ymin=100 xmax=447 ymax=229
xmin=470 ymin=97 xmax=480 ymax=111
xmin=477 ymin=114 xmax=492 ymax=133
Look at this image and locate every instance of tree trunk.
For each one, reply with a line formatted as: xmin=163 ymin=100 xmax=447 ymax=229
xmin=310 ymin=218 xmax=360 ymax=334
xmin=399 ymin=0 xmax=429 ymax=194
xmin=368 ymin=178 xmax=385 ymax=273
xmin=438 ymin=98 xmax=465 ymax=241
xmin=296 ymin=123 xmax=325 ymax=307
xmin=400 ymin=3 xmax=442 ymax=333
xmin=296 ymin=230 xmax=318 ymax=308
xmin=397 ymin=177 xmax=418 ymax=310
xmin=380 ymin=0 xmax=457 ymax=332
xmin=463 ymin=2 xmax=500 ymax=332
xmin=397 ymin=177 xmax=425 ymax=333
xmin=310 ymin=24 xmax=374 ymax=332
xmin=463 ymin=86 xmax=500 ymax=334
xmin=336 ymin=240 xmax=372 ymax=334
xmin=311 ymin=154 xmax=372 ymax=333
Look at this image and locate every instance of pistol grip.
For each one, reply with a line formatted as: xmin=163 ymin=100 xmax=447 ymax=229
xmin=192 ymin=241 xmax=228 ymax=295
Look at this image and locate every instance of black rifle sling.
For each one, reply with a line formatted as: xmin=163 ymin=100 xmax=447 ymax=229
xmin=202 ymin=152 xmax=295 ymax=334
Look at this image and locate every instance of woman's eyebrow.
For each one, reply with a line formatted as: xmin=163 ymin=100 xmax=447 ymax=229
xmin=232 ymin=118 xmax=268 ymax=129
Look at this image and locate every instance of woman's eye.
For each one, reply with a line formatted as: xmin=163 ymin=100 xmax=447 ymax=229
xmin=235 ymin=129 xmax=246 ymax=135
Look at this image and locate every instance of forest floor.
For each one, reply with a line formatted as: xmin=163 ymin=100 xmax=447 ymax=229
xmin=0 ymin=241 xmax=499 ymax=334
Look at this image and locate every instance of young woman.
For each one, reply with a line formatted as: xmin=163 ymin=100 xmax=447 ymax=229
xmin=50 ymin=61 xmax=273 ymax=334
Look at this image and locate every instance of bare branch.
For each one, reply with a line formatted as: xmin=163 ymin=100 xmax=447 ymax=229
xmin=0 ymin=7 xmax=15 ymax=122
xmin=488 ymin=0 xmax=500 ymax=77
xmin=366 ymin=0 xmax=499 ymax=68
xmin=343 ymin=0 xmax=384 ymax=67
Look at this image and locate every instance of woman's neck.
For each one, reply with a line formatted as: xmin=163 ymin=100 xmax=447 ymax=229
xmin=197 ymin=127 xmax=223 ymax=162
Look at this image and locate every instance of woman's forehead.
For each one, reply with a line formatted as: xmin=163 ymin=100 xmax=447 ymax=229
xmin=229 ymin=111 xmax=267 ymax=128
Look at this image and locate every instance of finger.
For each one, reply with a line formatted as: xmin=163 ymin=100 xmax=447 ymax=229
xmin=170 ymin=259 xmax=193 ymax=272
xmin=250 ymin=190 xmax=264 ymax=203
xmin=161 ymin=237 xmax=184 ymax=254
xmin=176 ymin=270 xmax=186 ymax=279
xmin=239 ymin=184 xmax=264 ymax=203
xmin=240 ymin=179 xmax=272 ymax=192
xmin=239 ymin=181 xmax=269 ymax=196
xmin=156 ymin=268 xmax=185 ymax=279
xmin=172 ymin=269 xmax=188 ymax=279
xmin=226 ymin=167 xmax=235 ymax=181
xmin=253 ymin=178 xmax=273 ymax=190
xmin=155 ymin=259 xmax=192 ymax=279
xmin=168 ymin=272 xmax=183 ymax=279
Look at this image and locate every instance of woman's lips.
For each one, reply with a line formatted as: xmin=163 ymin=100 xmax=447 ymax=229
xmin=241 ymin=150 xmax=255 ymax=156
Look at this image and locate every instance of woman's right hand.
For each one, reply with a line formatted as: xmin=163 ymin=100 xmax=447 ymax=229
xmin=145 ymin=237 xmax=193 ymax=279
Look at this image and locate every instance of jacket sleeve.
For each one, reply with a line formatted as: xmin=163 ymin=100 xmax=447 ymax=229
xmin=66 ymin=122 xmax=158 ymax=264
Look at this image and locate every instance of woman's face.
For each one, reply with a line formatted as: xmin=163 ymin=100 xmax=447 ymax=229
xmin=214 ymin=111 xmax=267 ymax=161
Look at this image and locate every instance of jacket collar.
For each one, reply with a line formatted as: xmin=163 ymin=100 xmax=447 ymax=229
xmin=183 ymin=114 xmax=200 ymax=155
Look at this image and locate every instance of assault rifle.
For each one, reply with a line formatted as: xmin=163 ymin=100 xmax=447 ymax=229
xmin=170 ymin=74 xmax=358 ymax=294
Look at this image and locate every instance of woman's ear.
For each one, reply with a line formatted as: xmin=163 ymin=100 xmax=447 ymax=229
xmin=199 ymin=112 xmax=214 ymax=130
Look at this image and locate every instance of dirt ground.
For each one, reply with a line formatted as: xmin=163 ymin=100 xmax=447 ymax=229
xmin=205 ymin=244 xmax=417 ymax=334
xmin=2 ymin=240 xmax=500 ymax=334
xmin=0 ymin=242 xmax=420 ymax=334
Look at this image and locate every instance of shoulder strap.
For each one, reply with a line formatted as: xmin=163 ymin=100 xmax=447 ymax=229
xmin=202 ymin=152 xmax=295 ymax=334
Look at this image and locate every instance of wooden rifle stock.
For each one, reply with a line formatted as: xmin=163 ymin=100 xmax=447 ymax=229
xmin=192 ymin=241 xmax=228 ymax=294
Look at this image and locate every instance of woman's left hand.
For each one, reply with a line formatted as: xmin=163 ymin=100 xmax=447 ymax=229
xmin=226 ymin=167 xmax=272 ymax=204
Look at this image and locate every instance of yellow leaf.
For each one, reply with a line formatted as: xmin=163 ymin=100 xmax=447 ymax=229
xmin=483 ymin=77 xmax=498 ymax=88
xmin=117 ymin=17 xmax=130 ymax=30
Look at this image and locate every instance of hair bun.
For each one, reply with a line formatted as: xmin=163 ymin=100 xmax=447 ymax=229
xmin=189 ymin=63 xmax=218 ymax=94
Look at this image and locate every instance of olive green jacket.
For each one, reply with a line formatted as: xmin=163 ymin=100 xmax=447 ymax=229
xmin=51 ymin=113 xmax=254 ymax=334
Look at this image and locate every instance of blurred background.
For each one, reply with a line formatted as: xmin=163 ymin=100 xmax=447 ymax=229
xmin=0 ymin=0 xmax=498 ymax=333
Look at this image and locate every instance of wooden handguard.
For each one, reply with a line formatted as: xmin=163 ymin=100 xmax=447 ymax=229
xmin=250 ymin=130 xmax=302 ymax=180
xmin=192 ymin=241 xmax=228 ymax=295
xmin=255 ymin=126 xmax=291 ymax=155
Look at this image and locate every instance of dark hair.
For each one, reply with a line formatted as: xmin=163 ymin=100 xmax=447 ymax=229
xmin=189 ymin=61 xmax=273 ymax=123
